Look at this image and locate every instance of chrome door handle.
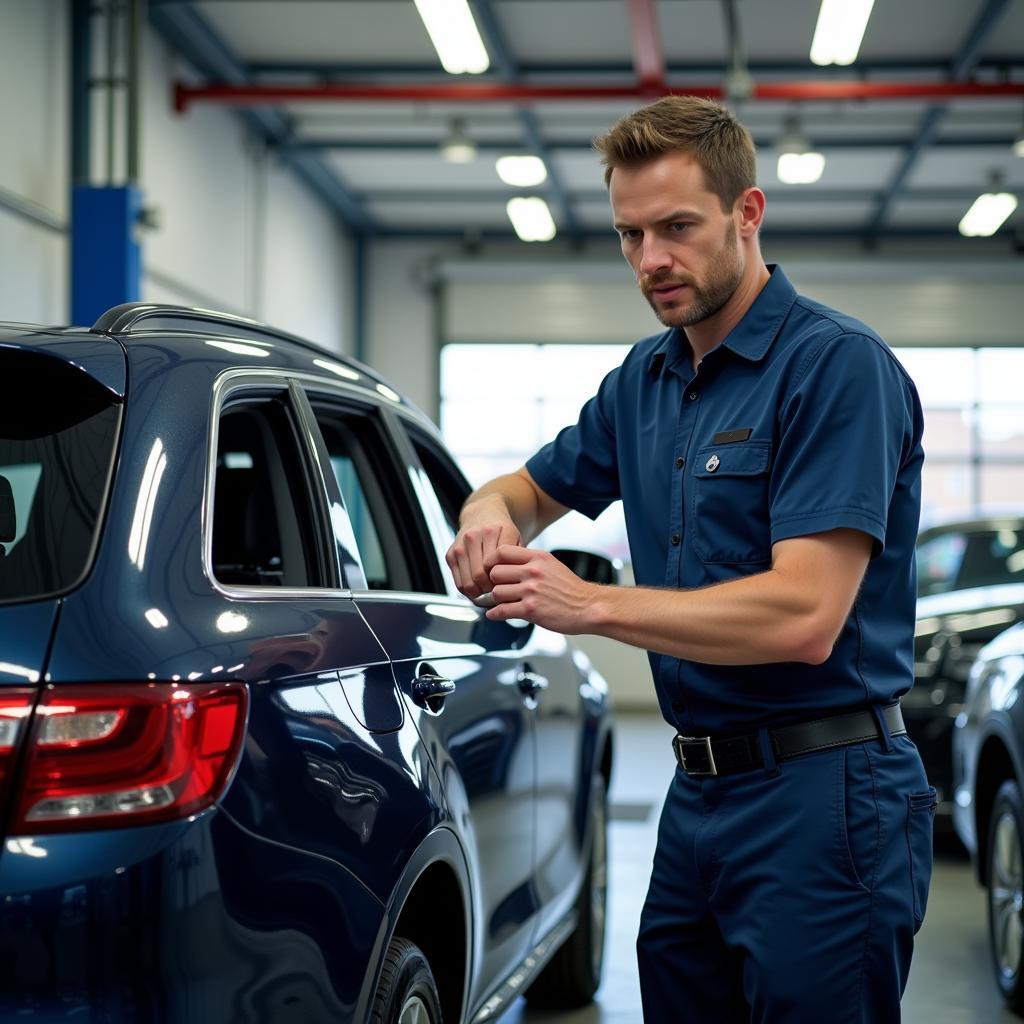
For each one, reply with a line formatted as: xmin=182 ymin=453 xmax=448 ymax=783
xmin=412 ymin=673 xmax=455 ymax=714
xmin=516 ymin=668 xmax=548 ymax=697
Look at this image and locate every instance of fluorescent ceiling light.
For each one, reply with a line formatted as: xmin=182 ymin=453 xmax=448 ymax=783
xmin=1013 ymin=132 xmax=1024 ymax=159
xmin=776 ymin=118 xmax=825 ymax=184
xmin=777 ymin=151 xmax=826 ymax=185
xmin=959 ymin=191 xmax=1018 ymax=237
xmin=414 ymin=0 xmax=490 ymax=75
xmin=506 ymin=197 xmax=556 ymax=242
xmin=496 ymin=155 xmax=548 ymax=187
xmin=810 ymin=0 xmax=875 ymax=66
xmin=440 ymin=119 xmax=476 ymax=163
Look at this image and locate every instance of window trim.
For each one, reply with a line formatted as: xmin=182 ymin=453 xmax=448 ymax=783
xmin=205 ymin=369 xmax=353 ymax=601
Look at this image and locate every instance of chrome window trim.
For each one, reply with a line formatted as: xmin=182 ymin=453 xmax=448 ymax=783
xmin=204 ymin=367 xmax=456 ymax=604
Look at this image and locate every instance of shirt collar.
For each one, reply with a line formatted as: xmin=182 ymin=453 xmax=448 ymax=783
xmin=646 ymin=264 xmax=797 ymax=376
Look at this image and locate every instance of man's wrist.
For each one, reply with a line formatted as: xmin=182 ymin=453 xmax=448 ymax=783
xmin=459 ymin=493 xmax=513 ymax=531
xmin=583 ymin=584 xmax=618 ymax=634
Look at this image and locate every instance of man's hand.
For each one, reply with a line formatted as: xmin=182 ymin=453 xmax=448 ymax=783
xmin=485 ymin=545 xmax=596 ymax=634
xmin=446 ymin=500 xmax=523 ymax=599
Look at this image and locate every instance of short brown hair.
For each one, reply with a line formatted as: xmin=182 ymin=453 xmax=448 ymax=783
xmin=593 ymin=95 xmax=757 ymax=211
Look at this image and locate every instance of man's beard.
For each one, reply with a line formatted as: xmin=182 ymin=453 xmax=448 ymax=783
xmin=642 ymin=222 xmax=743 ymax=329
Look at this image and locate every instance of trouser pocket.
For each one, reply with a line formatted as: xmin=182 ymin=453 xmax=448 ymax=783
xmin=907 ymin=788 xmax=938 ymax=931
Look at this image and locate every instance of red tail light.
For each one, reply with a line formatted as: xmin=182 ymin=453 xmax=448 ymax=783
xmin=0 ymin=690 xmax=37 ymax=803
xmin=10 ymin=682 xmax=247 ymax=834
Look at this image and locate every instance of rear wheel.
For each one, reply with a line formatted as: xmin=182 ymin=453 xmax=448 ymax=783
xmin=987 ymin=779 xmax=1024 ymax=1015
xmin=525 ymin=777 xmax=608 ymax=1009
xmin=370 ymin=936 xmax=444 ymax=1024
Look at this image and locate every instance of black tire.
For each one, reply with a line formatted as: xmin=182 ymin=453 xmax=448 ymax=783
xmin=525 ymin=778 xmax=608 ymax=1010
xmin=987 ymin=779 xmax=1024 ymax=1016
xmin=370 ymin=936 xmax=444 ymax=1024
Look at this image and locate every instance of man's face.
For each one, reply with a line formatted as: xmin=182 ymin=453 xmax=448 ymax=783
xmin=609 ymin=151 xmax=745 ymax=329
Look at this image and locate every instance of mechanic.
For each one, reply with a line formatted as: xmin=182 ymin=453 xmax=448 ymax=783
xmin=444 ymin=95 xmax=935 ymax=1023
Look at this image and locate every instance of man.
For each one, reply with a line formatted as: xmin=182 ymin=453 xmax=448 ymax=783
xmin=445 ymin=96 xmax=935 ymax=1023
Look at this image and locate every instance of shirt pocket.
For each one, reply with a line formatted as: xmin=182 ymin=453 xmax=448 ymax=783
xmin=691 ymin=440 xmax=773 ymax=564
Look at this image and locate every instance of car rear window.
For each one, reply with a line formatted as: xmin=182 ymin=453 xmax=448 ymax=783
xmin=0 ymin=350 xmax=122 ymax=604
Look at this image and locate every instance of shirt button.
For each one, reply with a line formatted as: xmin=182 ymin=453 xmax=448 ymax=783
xmin=675 ymin=456 xmax=685 ymax=469
xmin=671 ymin=532 xmax=681 ymax=546
xmin=688 ymin=391 xmax=698 ymax=401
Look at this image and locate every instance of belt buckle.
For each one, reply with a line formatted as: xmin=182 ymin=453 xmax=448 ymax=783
xmin=674 ymin=734 xmax=718 ymax=776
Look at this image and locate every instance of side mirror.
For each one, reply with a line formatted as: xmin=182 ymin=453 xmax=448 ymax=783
xmin=0 ymin=475 xmax=14 ymax=544
xmin=550 ymin=548 xmax=622 ymax=586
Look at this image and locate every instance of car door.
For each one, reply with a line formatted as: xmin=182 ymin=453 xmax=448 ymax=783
xmin=201 ymin=375 xmax=442 ymax=906
xmin=302 ymin=389 xmax=538 ymax=1001
xmin=395 ymin=421 xmax=588 ymax=943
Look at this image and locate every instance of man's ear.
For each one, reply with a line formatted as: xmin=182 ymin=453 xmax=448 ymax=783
xmin=736 ymin=187 xmax=766 ymax=238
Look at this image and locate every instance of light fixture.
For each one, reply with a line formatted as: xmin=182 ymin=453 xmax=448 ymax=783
xmin=506 ymin=197 xmax=556 ymax=242
xmin=775 ymin=116 xmax=825 ymax=185
xmin=495 ymin=155 xmax=548 ymax=187
xmin=440 ymin=119 xmax=477 ymax=164
xmin=959 ymin=172 xmax=1019 ymax=237
xmin=413 ymin=0 xmax=490 ymax=75
xmin=810 ymin=0 xmax=875 ymax=66
xmin=1014 ymin=132 xmax=1024 ymax=159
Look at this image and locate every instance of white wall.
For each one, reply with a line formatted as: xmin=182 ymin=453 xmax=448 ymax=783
xmin=0 ymin=0 xmax=353 ymax=352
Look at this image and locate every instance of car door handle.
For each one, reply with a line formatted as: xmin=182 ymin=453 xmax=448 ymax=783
xmin=412 ymin=673 xmax=456 ymax=714
xmin=517 ymin=667 xmax=549 ymax=697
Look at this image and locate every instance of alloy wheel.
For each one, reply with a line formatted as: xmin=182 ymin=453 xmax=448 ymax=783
xmin=991 ymin=809 xmax=1024 ymax=982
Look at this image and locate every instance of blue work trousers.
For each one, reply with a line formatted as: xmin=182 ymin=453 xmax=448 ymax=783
xmin=637 ymin=733 xmax=936 ymax=1023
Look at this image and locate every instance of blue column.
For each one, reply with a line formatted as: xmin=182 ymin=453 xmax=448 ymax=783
xmin=71 ymin=185 xmax=142 ymax=326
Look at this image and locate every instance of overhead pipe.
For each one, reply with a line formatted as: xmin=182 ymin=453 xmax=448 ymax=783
xmin=626 ymin=0 xmax=667 ymax=90
xmin=174 ymin=80 xmax=1024 ymax=112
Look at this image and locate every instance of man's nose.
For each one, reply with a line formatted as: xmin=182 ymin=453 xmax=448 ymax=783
xmin=638 ymin=236 xmax=671 ymax=277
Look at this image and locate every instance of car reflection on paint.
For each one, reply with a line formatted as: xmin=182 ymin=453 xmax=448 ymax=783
xmin=0 ymin=304 xmax=614 ymax=1023
xmin=903 ymin=517 xmax=1024 ymax=824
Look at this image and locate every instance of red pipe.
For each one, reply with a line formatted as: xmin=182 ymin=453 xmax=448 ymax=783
xmin=626 ymin=0 xmax=667 ymax=90
xmin=174 ymin=80 xmax=1024 ymax=113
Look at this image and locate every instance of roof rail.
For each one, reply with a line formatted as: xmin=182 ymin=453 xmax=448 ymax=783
xmin=91 ymin=302 xmax=325 ymax=354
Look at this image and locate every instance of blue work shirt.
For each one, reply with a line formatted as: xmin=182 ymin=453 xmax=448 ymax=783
xmin=526 ymin=265 xmax=925 ymax=735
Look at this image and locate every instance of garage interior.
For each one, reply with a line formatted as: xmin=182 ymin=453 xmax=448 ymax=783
xmin=2 ymin=0 xmax=1024 ymax=1021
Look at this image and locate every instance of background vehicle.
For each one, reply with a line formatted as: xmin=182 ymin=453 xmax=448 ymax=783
xmin=0 ymin=306 xmax=614 ymax=1023
xmin=904 ymin=517 xmax=1024 ymax=822
xmin=953 ymin=621 xmax=1024 ymax=1016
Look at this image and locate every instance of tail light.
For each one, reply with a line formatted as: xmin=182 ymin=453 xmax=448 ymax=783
xmin=0 ymin=690 xmax=36 ymax=804
xmin=8 ymin=682 xmax=247 ymax=834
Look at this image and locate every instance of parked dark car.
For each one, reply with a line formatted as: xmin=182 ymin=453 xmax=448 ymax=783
xmin=0 ymin=305 xmax=614 ymax=1023
xmin=953 ymin=621 xmax=1024 ymax=1015
xmin=903 ymin=517 xmax=1024 ymax=820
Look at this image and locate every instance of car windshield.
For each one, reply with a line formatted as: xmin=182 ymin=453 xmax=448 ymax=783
xmin=0 ymin=349 xmax=122 ymax=604
xmin=917 ymin=526 xmax=1024 ymax=598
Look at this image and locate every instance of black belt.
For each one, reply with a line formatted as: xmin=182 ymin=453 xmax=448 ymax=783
xmin=672 ymin=703 xmax=906 ymax=777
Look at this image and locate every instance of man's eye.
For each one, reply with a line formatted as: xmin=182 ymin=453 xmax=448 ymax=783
xmin=668 ymin=222 xmax=689 ymax=233
xmin=620 ymin=229 xmax=641 ymax=241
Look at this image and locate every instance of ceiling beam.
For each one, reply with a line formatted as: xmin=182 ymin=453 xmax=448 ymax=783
xmin=245 ymin=58 xmax=1024 ymax=78
xmin=284 ymin=135 xmax=1018 ymax=153
xmin=175 ymin=80 xmax=1024 ymax=109
xmin=864 ymin=0 xmax=1014 ymax=244
xmin=468 ymin=0 xmax=583 ymax=241
xmin=626 ymin=0 xmax=667 ymax=90
xmin=150 ymin=2 xmax=374 ymax=233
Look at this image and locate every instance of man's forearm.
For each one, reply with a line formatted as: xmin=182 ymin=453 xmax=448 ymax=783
xmin=460 ymin=471 xmax=546 ymax=543
xmin=585 ymin=570 xmax=836 ymax=666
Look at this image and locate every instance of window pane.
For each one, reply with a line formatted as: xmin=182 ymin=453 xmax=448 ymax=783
xmin=921 ymin=462 xmax=973 ymax=520
xmin=976 ymin=407 xmax=1024 ymax=455
xmin=213 ymin=401 xmax=318 ymax=588
xmin=922 ymin=409 xmax=972 ymax=456
xmin=440 ymin=345 xmax=540 ymax=398
xmin=981 ymin=465 xmax=1024 ymax=511
xmin=442 ymin=398 xmax=545 ymax=455
xmin=979 ymin=350 xmax=1024 ymax=404
xmin=536 ymin=345 xmax=629 ymax=399
xmin=895 ymin=349 xmax=975 ymax=406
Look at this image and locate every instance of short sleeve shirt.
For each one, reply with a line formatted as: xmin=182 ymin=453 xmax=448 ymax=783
xmin=526 ymin=265 xmax=925 ymax=735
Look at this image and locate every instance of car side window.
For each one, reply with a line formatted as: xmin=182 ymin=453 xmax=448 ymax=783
xmin=312 ymin=404 xmax=441 ymax=594
xmin=404 ymin=426 xmax=473 ymax=562
xmin=212 ymin=396 xmax=324 ymax=588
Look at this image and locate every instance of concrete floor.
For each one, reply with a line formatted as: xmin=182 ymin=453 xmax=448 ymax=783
xmin=500 ymin=712 xmax=1020 ymax=1024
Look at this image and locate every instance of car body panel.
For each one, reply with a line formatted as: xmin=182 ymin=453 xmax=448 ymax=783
xmin=0 ymin=602 xmax=58 ymax=684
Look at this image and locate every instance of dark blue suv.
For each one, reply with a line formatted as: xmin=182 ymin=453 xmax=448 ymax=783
xmin=0 ymin=305 xmax=614 ymax=1023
